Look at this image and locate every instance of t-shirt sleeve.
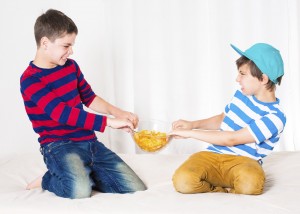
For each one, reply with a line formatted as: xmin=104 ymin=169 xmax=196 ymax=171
xmin=224 ymin=90 xmax=238 ymax=114
xmin=246 ymin=113 xmax=286 ymax=144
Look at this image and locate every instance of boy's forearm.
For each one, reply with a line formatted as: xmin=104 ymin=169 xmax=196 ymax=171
xmin=89 ymin=96 xmax=112 ymax=115
xmin=186 ymin=127 xmax=255 ymax=146
xmin=89 ymin=96 xmax=124 ymax=117
xmin=191 ymin=113 xmax=224 ymax=130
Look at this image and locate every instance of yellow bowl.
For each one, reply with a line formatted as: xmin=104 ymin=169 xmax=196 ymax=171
xmin=132 ymin=120 xmax=170 ymax=152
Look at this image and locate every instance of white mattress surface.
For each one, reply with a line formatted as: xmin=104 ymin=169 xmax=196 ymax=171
xmin=1 ymin=151 xmax=300 ymax=214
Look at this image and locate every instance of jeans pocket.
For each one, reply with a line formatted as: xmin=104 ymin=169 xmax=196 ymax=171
xmin=46 ymin=140 xmax=74 ymax=153
xmin=42 ymin=142 xmax=70 ymax=169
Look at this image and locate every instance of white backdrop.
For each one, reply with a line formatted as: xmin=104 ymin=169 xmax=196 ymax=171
xmin=0 ymin=0 xmax=299 ymax=156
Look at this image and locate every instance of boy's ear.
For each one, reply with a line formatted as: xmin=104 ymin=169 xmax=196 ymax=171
xmin=262 ymin=74 xmax=270 ymax=85
xmin=40 ymin=36 xmax=49 ymax=50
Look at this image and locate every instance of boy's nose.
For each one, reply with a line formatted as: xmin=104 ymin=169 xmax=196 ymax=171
xmin=68 ymin=47 xmax=73 ymax=55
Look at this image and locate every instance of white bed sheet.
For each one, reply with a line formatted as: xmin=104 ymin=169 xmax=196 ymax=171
xmin=1 ymin=151 xmax=300 ymax=214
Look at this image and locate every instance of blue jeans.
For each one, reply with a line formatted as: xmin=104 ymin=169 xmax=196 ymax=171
xmin=40 ymin=140 xmax=147 ymax=199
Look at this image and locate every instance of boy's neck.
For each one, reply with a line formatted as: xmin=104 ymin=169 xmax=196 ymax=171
xmin=33 ymin=51 xmax=56 ymax=69
xmin=254 ymin=89 xmax=276 ymax=103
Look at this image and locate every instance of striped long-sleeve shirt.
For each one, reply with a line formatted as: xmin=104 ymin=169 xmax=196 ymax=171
xmin=206 ymin=90 xmax=286 ymax=161
xmin=20 ymin=59 xmax=107 ymax=145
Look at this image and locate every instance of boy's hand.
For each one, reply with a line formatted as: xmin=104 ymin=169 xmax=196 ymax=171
xmin=106 ymin=117 xmax=134 ymax=133
xmin=114 ymin=111 xmax=139 ymax=129
xmin=172 ymin=119 xmax=193 ymax=130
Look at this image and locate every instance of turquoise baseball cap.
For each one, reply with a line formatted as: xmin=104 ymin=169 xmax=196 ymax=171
xmin=231 ymin=43 xmax=284 ymax=83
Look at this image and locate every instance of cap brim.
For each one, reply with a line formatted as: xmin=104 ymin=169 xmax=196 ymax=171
xmin=230 ymin=44 xmax=245 ymax=57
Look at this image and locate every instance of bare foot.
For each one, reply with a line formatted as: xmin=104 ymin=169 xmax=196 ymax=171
xmin=26 ymin=175 xmax=42 ymax=190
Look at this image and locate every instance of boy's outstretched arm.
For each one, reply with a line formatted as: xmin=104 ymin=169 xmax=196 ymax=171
xmin=173 ymin=113 xmax=225 ymax=130
xmin=89 ymin=95 xmax=138 ymax=128
xmin=168 ymin=127 xmax=255 ymax=146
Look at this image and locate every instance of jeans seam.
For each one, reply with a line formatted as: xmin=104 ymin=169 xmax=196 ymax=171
xmin=89 ymin=141 xmax=94 ymax=166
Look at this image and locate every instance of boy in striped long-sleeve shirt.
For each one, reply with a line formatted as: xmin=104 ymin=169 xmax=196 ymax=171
xmin=168 ymin=43 xmax=286 ymax=195
xmin=20 ymin=9 xmax=146 ymax=199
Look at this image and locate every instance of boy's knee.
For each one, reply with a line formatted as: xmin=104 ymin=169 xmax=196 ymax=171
xmin=64 ymin=153 xmax=92 ymax=199
xmin=61 ymin=178 xmax=92 ymax=199
xmin=130 ymin=181 xmax=147 ymax=192
xmin=172 ymin=169 xmax=200 ymax=194
xmin=71 ymin=189 xmax=92 ymax=199
xmin=233 ymin=167 xmax=265 ymax=195
xmin=234 ymin=180 xmax=264 ymax=195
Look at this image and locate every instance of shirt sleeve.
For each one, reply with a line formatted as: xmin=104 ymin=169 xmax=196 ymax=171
xmin=246 ymin=113 xmax=285 ymax=144
xmin=223 ymin=90 xmax=238 ymax=114
xmin=21 ymin=74 xmax=107 ymax=133
xmin=73 ymin=60 xmax=97 ymax=107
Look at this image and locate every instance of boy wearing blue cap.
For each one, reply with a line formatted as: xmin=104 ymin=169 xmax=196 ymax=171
xmin=168 ymin=43 xmax=286 ymax=195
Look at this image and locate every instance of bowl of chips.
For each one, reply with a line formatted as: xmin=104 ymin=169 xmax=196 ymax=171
xmin=132 ymin=120 xmax=171 ymax=152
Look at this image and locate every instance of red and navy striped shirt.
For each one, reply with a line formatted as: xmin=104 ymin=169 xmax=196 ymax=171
xmin=20 ymin=59 xmax=107 ymax=145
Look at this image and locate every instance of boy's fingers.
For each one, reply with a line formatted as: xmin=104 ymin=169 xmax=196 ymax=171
xmin=126 ymin=121 xmax=134 ymax=130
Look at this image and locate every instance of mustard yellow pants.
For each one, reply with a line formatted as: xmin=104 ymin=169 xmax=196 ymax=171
xmin=172 ymin=151 xmax=265 ymax=195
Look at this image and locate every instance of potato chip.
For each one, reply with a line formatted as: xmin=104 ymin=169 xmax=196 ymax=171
xmin=133 ymin=130 xmax=168 ymax=152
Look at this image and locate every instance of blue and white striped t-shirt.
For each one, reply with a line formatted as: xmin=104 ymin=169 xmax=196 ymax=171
xmin=206 ymin=90 xmax=286 ymax=161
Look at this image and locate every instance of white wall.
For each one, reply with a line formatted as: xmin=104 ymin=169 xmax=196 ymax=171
xmin=1 ymin=0 xmax=299 ymax=156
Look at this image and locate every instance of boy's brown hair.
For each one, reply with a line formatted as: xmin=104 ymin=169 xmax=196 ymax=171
xmin=34 ymin=9 xmax=78 ymax=47
xmin=236 ymin=56 xmax=282 ymax=91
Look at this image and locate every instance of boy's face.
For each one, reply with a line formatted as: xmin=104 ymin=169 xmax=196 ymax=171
xmin=43 ymin=33 xmax=76 ymax=68
xmin=235 ymin=63 xmax=263 ymax=96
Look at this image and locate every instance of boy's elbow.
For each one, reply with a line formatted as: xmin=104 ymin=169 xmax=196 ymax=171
xmin=223 ymin=141 xmax=235 ymax=147
xmin=223 ymin=135 xmax=240 ymax=146
xmin=224 ymin=129 xmax=254 ymax=146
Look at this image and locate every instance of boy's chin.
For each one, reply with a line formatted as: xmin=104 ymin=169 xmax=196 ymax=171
xmin=58 ymin=59 xmax=67 ymax=66
xmin=240 ymin=89 xmax=252 ymax=96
